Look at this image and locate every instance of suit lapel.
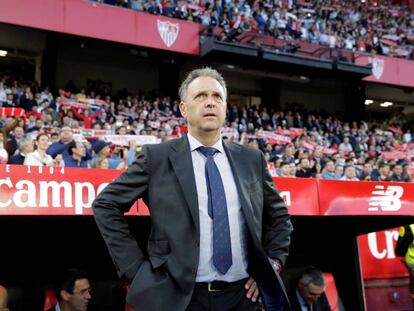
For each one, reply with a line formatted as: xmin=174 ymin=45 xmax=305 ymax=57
xmin=222 ymin=140 xmax=256 ymax=230
xmin=169 ymin=136 xmax=200 ymax=236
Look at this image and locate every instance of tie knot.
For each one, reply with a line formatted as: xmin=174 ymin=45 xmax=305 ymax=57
xmin=198 ymin=146 xmax=218 ymax=158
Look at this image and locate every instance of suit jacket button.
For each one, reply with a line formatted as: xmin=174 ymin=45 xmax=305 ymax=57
xmin=196 ymin=242 xmax=200 ymax=247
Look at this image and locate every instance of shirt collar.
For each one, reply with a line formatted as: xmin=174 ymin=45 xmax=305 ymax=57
xmin=187 ymin=133 xmax=224 ymax=154
xmin=295 ymin=288 xmax=309 ymax=310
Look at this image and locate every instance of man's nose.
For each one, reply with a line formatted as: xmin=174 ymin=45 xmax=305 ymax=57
xmin=204 ymin=95 xmax=217 ymax=107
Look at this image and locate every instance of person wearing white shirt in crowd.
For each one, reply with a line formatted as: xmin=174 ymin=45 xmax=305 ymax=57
xmin=340 ymin=165 xmax=359 ymax=181
xmin=338 ymin=136 xmax=353 ymax=153
xmin=24 ymin=133 xmax=62 ymax=166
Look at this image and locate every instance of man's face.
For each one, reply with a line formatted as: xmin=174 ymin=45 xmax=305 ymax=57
xmin=326 ymin=161 xmax=335 ymax=173
xmin=65 ymin=279 xmax=91 ymax=311
xmin=299 ymin=282 xmax=325 ymax=305
xmin=301 ymin=159 xmax=310 ymax=169
xmin=60 ymin=127 xmax=73 ymax=143
xmin=280 ymin=165 xmax=290 ymax=176
xmin=99 ymin=146 xmax=111 ymax=157
xmin=363 ymin=163 xmax=372 ymax=173
xmin=335 ymin=166 xmax=344 ymax=176
xmin=393 ymin=165 xmax=403 ymax=176
xmin=380 ymin=165 xmax=390 ymax=176
xmin=14 ymin=127 xmax=24 ymax=139
xmin=74 ymin=142 xmax=86 ymax=157
xmin=345 ymin=166 xmax=356 ymax=179
xmin=179 ymin=76 xmax=226 ymax=139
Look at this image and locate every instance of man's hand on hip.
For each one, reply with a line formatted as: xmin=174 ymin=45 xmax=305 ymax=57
xmin=245 ymin=277 xmax=260 ymax=302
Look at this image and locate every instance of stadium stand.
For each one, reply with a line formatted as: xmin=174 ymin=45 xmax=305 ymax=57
xmin=1 ymin=72 xmax=413 ymax=181
xmin=93 ymin=0 xmax=414 ymax=60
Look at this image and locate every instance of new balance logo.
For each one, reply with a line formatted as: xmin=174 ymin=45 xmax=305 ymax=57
xmin=368 ymin=185 xmax=404 ymax=212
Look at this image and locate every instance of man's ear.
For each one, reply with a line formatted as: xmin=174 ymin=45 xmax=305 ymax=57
xmin=179 ymin=101 xmax=187 ymax=117
xmin=61 ymin=289 xmax=71 ymax=301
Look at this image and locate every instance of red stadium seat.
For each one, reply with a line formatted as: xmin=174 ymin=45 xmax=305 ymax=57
xmin=323 ymin=272 xmax=345 ymax=311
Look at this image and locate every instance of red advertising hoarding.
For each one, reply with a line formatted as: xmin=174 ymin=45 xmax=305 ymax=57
xmin=318 ymin=179 xmax=411 ymax=216
xmin=355 ymin=54 xmax=414 ymax=88
xmin=2 ymin=164 xmax=414 ymax=217
xmin=0 ymin=0 xmax=199 ymax=55
xmin=0 ymin=164 xmax=137 ymax=216
xmin=358 ymin=229 xmax=407 ymax=280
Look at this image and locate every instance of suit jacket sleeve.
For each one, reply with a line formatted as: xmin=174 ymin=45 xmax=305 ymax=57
xmin=92 ymin=146 xmax=151 ymax=282
xmin=261 ymin=152 xmax=293 ymax=266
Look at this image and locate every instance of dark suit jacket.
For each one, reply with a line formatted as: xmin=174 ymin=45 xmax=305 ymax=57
xmin=93 ymin=135 xmax=293 ymax=310
xmin=287 ymin=288 xmax=331 ymax=311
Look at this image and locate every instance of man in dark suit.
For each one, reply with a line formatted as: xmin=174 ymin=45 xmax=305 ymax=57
xmin=93 ymin=67 xmax=293 ymax=310
xmin=7 ymin=137 xmax=34 ymax=165
xmin=286 ymin=267 xmax=331 ymax=311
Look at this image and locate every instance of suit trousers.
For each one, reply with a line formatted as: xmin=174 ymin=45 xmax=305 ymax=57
xmin=186 ymin=280 xmax=263 ymax=311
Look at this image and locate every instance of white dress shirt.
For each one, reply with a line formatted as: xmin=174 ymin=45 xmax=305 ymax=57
xmin=187 ymin=133 xmax=249 ymax=282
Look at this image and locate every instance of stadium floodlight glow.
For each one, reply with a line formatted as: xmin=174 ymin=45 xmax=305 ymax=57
xmin=364 ymin=99 xmax=374 ymax=105
xmin=380 ymin=101 xmax=393 ymax=107
xmin=0 ymin=50 xmax=7 ymax=57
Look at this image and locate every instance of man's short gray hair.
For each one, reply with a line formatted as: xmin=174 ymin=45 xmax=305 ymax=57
xmin=178 ymin=67 xmax=227 ymax=102
xmin=18 ymin=136 xmax=34 ymax=151
xmin=299 ymin=267 xmax=325 ymax=287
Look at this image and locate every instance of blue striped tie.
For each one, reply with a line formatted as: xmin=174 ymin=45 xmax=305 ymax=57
xmin=198 ymin=146 xmax=232 ymax=274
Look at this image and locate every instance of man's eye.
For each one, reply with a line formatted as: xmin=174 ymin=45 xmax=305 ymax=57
xmin=195 ymin=94 xmax=207 ymax=100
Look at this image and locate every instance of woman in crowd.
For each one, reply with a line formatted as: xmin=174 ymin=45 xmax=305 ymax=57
xmin=24 ymin=133 xmax=61 ymax=166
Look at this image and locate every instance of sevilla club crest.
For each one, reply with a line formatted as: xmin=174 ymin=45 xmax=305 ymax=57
xmin=370 ymin=57 xmax=385 ymax=80
xmin=157 ymin=20 xmax=179 ymax=48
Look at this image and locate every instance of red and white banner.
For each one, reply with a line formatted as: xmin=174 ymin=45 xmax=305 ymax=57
xmin=382 ymin=151 xmax=408 ymax=160
xmin=0 ymin=164 xmax=137 ymax=216
xmin=355 ymin=54 xmax=414 ymax=88
xmin=358 ymin=229 xmax=408 ymax=279
xmin=87 ymin=134 xmax=160 ymax=146
xmin=257 ymin=131 xmax=291 ymax=145
xmin=275 ymin=128 xmax=305 ymax=137
xmin=0 ymin=107 xmax=25 ymax=117
xmin=0 ymin=0 xmax=199 ymax=55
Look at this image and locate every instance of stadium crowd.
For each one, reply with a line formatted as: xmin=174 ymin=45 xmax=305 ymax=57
xmin=0 ymin=73 xmax=413 ymax=182
xmin=93 ymin=0 xmax=414 ymax=59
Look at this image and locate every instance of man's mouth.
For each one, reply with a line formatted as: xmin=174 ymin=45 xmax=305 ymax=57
xmin=204 ymin=113 xmax=216 ymax=117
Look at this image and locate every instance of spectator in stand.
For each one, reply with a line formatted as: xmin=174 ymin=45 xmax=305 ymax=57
xmin=335 ymin=165 xmax=344 ymax=179
xmin=47 ymin=268 xmax=91 ymax=311
xmin=95 ymin=156 xmax=110 ymax=169
xmin=24 ymin=134 xmax=62 ymax=167
xmin=5 ymin=125 xmax=24 ymax=157
xmin=279 ymin=161 xmax=292 ymax=178
xmin=296 ymin=158 xmax=313 ymax=178
xmin=289 ymin=162 xmax=297 ymax=178
xmin=64 ymin=141 xmax=89 ymax=168
xmin=338 ymin=136 xmax=353 ymax=153
xmin=0 ymin=135 xmax=8 ymax=163
xmin=391 ymin=164 xmax=410 ymax=182
xmin=371 ymin=162 xmax=391 ymax=181
xmin=8 ymin=137 xmax=34 ymax=165
xmin=285 ymin=266 xmax=331 ymax=311
xmin=91 ymin=140 xmax=125 ymax=170
xmin=321 ymin=160 xmax=337 ymax=180
xmin=71 ymin=108 xmax=102 ymax=129
xmin=359 ymin=162 xmax=373 ymax=181
xmin=340 ymin=165 xmax=359 ymax=181
xmin=47 ymin=127 xmax=92 ymax=162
